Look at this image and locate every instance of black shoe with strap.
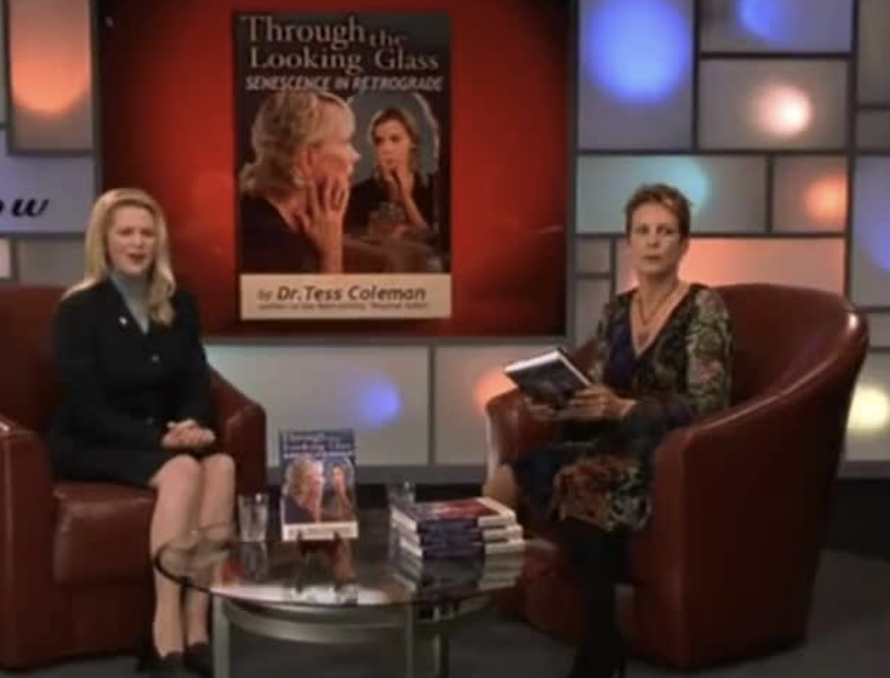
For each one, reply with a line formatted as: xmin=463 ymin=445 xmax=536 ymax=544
xmin=568 ymin=650 xmax=626 ymax=678
xmin=136 ymin=644 xmax=187 ymax=678
xmin=183 ymin=642 xmax=213 ymax=678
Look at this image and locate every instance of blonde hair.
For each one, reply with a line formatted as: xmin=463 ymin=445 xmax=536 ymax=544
xmin=239 ymin=88 xmax=354 ymax=200
xmin=285 ymin=457 xmax=324 ymax=501
xmin=66 ymin=187 xmax=177 ymax=325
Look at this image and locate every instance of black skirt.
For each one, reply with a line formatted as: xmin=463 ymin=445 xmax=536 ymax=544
xmin=49 ymin=434 xmax=221 ymax=488
xmin=509 ymin=420 xmax=615 ymax=519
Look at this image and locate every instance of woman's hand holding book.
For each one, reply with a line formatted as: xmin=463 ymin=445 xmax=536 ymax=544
xmin=523 ymin=396 xmax=558 ymax=422
xmin=563 ymin=385 xmax=636 ymax=421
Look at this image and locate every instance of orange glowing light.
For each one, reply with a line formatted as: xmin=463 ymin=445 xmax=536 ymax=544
xmin=804 ymin=175 xmax=848 ymax=227
xmin=751 ymin=83 xmax=813 ymax=138
xmin=472 ymin=368 xmax=515 ymax=416
xmin=9 ymin=0 xmax=91 ymax=115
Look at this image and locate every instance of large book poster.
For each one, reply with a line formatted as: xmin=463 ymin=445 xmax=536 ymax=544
xmin=234 ymin=13 xmax=451 ymax=321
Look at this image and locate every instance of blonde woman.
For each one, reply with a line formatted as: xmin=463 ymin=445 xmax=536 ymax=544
xmin=47 ymin=188 xmax=232 ymax=678
xmin=239 ymin=87 xmax=359 ymax=274
xmin=283 ymin=457 xmax=325 ymax=524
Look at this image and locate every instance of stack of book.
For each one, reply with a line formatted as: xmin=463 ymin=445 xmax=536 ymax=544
xmin=392 ymin=548 xmax=524 ymax=597
xmin=390 ymin=496 xmax=525 ymax=561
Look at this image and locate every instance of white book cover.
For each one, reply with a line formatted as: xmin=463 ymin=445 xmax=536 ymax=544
xmin=503 ymin=347 xmax=592 ymax=408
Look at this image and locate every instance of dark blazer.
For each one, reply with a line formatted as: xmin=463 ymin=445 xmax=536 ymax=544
xmin=284 ymin=498 xmax=317 ymax=524
xmin=48 ymin=280 xmax=215 ymax=456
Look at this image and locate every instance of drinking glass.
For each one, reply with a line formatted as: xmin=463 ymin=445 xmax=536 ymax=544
xmin=237 ymin=492 xmax=269 ymax=542
xmin=386 ymin=481 xmax=416 ymax=510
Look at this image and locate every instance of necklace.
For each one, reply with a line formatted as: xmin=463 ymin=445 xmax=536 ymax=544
xmin=635 ymin=281 xmax=681 ymax=347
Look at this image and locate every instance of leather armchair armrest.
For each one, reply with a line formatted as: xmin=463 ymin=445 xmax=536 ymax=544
xmin=485 ymin=389 xmax=560 ymax=475
xmin=0 ymin=415 xmax=57 ymax=663
xmin=210 ymin=374 xmax=268 ymax=494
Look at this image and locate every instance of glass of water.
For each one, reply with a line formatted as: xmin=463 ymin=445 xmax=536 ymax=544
xmin=386 ymin=481 xmax=416 ymax=511
xmin=237 ymin=493 xmax=269 ymax=542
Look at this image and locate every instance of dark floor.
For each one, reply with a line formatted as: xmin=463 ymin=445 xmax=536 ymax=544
xmin=825 ymin=479 xmax=890 ymax=561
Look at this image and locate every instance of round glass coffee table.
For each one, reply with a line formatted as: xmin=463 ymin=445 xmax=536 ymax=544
xmin=155 ymin=511 xmax=531 ymax=678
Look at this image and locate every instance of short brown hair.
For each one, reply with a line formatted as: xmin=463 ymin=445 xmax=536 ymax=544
xmin=624 ymin=183 xmax=692 ymax=239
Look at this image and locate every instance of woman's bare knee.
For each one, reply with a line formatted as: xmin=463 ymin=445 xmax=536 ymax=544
xmin=200 ymin=453 xmax=236 ymax=487
xmin=151 ymin=454 xmax=203 ymax=494
xmin=483 ymin=465 xmax=519 ymax=509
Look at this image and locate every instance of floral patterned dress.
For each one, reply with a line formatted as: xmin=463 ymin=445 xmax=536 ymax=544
xmin=510 ymin=284 xmax=733 ymax=533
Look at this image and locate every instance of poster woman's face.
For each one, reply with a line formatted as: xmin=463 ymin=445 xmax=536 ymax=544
xmin=372 ymin=119 xmax=413 ymax=172
xmin=332 ymin=466 xmax=346 ymax=491
xmin=303 ymin=104 xmax=360 ymax=185
xmin=293 ymin=460 xmax=324 ymax=504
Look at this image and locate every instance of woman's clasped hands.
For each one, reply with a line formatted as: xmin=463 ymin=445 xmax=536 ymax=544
xmin=161 ymin=418 xmax=216 ymax=451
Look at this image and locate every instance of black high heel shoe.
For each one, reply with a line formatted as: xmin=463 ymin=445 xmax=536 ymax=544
xmin=183 ymin=642 xmax=213 ymax=678
xmin=568 ymin=652 xmax=626 ymax=678
xmin=569 ymin=633 xmax=627 ymax=678
xmin=136 ymin=641 xmax=186 ymax=678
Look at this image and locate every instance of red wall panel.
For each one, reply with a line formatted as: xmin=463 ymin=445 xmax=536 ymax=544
xmin=100 ymin=0 xmax=568 ymax=336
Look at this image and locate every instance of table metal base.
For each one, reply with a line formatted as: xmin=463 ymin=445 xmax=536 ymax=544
xmin=212 ymin=595 xmax=488 ymax=678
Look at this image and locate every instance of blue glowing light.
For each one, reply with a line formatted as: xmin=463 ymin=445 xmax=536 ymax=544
xmin=738 ymin=0 xmax=796 ymax=43
xmin=616 ymin=157 xmax=711 ymax=213
xmin=861 ymin=221 xmax=890 ymax=274
xmin=660 ymin=158 xmax=710 ymax=212
xmin=581 ymin=0 xmax=691 ymax=104
xmin=855 ymin=161 xmax=890 ymax=275
xmin=346 ymin=378 xmax=403 ymax=429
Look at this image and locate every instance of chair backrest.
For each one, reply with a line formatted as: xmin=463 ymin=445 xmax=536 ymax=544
xmin=718 ymin=283 xmax=867 ymax=405
xmin=0 ymin=286 xmax=65 ymax=432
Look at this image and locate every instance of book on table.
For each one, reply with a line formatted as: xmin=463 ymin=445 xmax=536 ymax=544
xmin=502 ymin=347 xmax=592 ymax=408
xmin=278 ymin=428 xmax=359 ymax=541
xmin=397 ymin=534 xmax=526 ymax=560
xmin=389 ymin=496 xmax=517 ymax=533
xmin=392 ymin=549 xmax=524 ymax=594
xmin=392 ymin=521 xmax=523 ymax=546
xmin=390 ymin=496 xmax=526 ymax=560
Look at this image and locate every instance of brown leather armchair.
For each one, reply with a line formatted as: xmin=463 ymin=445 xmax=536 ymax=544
xmin=0 ymin=286 xmax=267 ymax=669
xmin=486 ymin=283 xmax=869 ymax=671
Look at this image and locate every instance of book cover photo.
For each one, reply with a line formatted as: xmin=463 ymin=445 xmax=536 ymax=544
xmin=279 ymin=429 xmax=359 ymax=541
xmin=502 ymin=347 xmax=592 ymax=408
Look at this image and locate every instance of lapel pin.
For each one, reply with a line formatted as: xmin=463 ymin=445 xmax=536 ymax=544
xmin=119 ymin=316 xmax=128 ymax=326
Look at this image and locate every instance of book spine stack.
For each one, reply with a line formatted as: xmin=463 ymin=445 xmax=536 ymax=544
xmin=390 ymin=510 xmax=525 ymax=560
